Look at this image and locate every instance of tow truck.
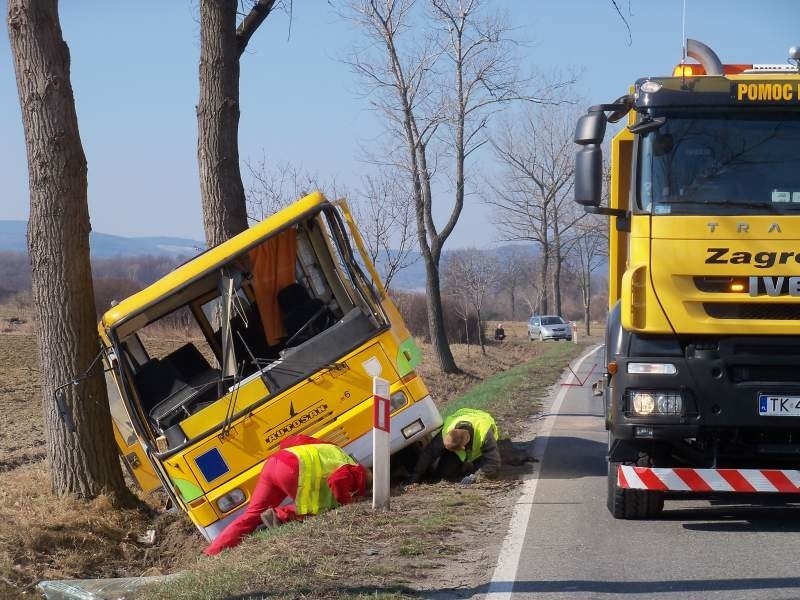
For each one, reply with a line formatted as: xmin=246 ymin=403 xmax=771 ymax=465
xmin=574 ymin=40 xmax=800 ymax=518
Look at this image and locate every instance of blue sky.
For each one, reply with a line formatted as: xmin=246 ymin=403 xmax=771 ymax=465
xmin=1 ymin=1 xmax=799 ymax=246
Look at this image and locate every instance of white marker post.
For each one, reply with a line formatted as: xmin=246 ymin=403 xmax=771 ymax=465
xmin=372 ymin=376 xmax=391 ymax=510
xmin=571 ymin=321 xmax=579 ymax=344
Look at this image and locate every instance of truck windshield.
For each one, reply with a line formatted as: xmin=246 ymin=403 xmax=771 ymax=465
xmin=639 ymin=111 xmax=800 ymax=215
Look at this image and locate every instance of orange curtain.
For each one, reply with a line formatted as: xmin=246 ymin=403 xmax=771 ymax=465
xmin=248 ymin=228 xmax=297 ymax=345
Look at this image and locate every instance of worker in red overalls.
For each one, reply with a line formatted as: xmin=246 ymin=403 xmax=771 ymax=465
xmin=204 ymin=434 xmax=369 ymax=556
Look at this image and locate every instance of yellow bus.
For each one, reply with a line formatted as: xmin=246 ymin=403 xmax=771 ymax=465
xmin=98 ymin=191 xmax=441 ymax=540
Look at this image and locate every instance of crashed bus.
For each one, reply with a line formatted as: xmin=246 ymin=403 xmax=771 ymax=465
xmin=98 ymin=191 xmax=441 ymax=539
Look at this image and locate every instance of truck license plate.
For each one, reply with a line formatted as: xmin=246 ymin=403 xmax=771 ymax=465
xmin=759 ymin=394 xmax=800 ymax=416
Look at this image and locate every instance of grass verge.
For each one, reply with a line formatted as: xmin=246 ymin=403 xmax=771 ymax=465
xmin=145 ymin=488 xmax=484 ymax=600
xmin=442 ymin=341 xmax=591 ymax=433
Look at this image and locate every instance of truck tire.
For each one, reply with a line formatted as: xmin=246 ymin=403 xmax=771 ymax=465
xmin=607 ymin=459 xmax=664 ymax=520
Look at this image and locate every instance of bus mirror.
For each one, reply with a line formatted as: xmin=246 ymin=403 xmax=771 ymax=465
xmin=575 ymin=145 xmax=603 ymax=207
xmin=574 ymin=112 xmax=607 ymax=146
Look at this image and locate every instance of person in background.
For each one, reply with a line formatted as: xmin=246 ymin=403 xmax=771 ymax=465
xmin=204 ymin=434 xmax=369 ymax=555
xmin=406 ymin=408 xmax=501 ymax=485
xmin=494 ymin=323 xmax=506 ymax=342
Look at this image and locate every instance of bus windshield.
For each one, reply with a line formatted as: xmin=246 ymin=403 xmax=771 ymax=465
xmin=639 ymin=111 xmax=800 ymax=215
xmin=114 ymin=207 xmax=387 ymax=451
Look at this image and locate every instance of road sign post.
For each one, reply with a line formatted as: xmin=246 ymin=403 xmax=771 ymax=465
xmin=372 ymin=376 xmax=390 ymax=510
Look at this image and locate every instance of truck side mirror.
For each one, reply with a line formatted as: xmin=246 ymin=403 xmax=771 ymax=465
xmin=574 ymin=112 xmax=606 ymax=145
xmin=574 ymin=111 xmax=606 ymax=207
xmin=575 ymin=145 xmax=603 ymax=207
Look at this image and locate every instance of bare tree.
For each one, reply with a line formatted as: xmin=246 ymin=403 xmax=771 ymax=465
xmin=352 ymin=171 xmax=418 ymax=290
xmin=245 ymin=156 xmax=417 ymax=290
xmin=550 ymin=194 xmax=586 ymax=315
xmin=198 ymin=0 xmax=279 ymax=247
xmin=343 ymin=0 xmax=454 ymax=371
xmin=244 ymin=155 xmax=324 ymax=220
xmin=496 ymin=245 xmax=536 ymax=320
xmin=343 ymin=0 xmax=539 ymax=372
xmin=487 ymin=103 xmax=582 ymax=316
xmin=7 ymin=0 xmax=134 ymax=503
xmin=568 ymin=214 xmax=608 ymax=335
xmin=442 ymin=248 xmax=499 ymax=354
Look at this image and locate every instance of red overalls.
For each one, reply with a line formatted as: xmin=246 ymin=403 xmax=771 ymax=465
xmin=203 ymin=435 xmax=366 ymax=556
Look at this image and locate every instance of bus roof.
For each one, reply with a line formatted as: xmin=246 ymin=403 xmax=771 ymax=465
xmin=100 ymin=191 xmax=328 ymax=332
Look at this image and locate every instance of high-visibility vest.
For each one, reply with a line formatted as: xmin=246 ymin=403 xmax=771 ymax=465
xmin=284 ymin=443 xmax=357 ymax=515
xmin=442 ymin=408 xmax=498 ymax=463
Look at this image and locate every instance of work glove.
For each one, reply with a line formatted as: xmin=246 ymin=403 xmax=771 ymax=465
xmin=459 ymin=473 xmax=477 ymax=486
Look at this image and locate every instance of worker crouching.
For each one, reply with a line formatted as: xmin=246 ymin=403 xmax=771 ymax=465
xmin=204 ymin=434 xmax=370 ymax=556
xmin=407 ymin=408 xmax=501 ymax=485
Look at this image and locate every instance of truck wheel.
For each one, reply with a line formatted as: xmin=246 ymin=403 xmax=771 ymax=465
xmin=607 ymin=460 xmax=664 ymax=520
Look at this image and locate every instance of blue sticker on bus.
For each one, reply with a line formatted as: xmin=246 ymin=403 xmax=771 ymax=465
xmin=195 ymin=447 xmax=229 ymax=482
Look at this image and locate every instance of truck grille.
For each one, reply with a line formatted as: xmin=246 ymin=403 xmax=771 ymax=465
xmin=729 ymin=364 xmax=800 ymax=383
xmin=703 ymin=303 xmax=800 ymax=320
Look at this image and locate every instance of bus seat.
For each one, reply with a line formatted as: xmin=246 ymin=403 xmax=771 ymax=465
xmin=277 ymin=283 xmax=333 ymax=346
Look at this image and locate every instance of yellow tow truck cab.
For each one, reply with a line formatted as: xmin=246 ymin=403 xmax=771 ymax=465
xmin=574 ymin=40 xmax=800 ymax=518
xmin=99 ymin=192 xmax=442 ymax=539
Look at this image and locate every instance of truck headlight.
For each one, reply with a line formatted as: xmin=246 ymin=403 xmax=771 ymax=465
xmin=216 ymin=488 xmax=245 ymax=513
xmin=631 ymin=391 xmax=655 ymax=414
xmin=628 ymin=390 xmax=683 ymax=416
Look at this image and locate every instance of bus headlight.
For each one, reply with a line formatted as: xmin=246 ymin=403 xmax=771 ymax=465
xmin=216 ymin=488 xmax=245 ymax=513
xmin=390 ymin=390 xmax=408 ymax=413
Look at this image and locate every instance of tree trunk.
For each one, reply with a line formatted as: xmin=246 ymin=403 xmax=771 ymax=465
xmin=538 ymin=248 xmax=549 ymax=315
xmin=584 ymin=273 xmax=592 ymax=336
xmin=477 ymin=309 xmax=486 ymax=355
xmin=7 ymin=0 xmax=134 ymax=503
xmin=197 ymin=0 xmax=249 ymax=248
xmin=424 ymin=260 xmax=459 ymax=373
xmin=464 ymin=314 xmax=469 ymax=356
xmin=584 ymin=301 xmax=591 ymax=336
xmin=552 ymin=226 xmax=563 ymax=316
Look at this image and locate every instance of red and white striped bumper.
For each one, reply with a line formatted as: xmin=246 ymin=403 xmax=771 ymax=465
xmin=618 ymin=465 xmax=800 ymax=493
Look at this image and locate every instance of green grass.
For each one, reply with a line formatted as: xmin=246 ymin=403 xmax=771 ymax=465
xmin=441 ymin=341 xmax=591 ymax=426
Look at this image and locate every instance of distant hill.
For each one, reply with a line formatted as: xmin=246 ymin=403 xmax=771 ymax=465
xmin=0 ymin=220 xmax=204 ymax=258
xmin=382 ymin=244 xmax=542 ymax=291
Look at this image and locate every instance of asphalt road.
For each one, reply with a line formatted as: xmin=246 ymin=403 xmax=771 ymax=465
xmin=487 ymin=345 xmax=800 ymax=600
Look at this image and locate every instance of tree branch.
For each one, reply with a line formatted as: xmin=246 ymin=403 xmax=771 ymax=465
xmin=237 ymin=0 xmax=279 ymax=56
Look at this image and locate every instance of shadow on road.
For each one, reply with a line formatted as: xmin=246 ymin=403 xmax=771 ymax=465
xmin=538 ymin=435 xmax=607 ymax=480
xmin=423 ymin=576 xmax=800 ymax=598
xmin=659 ymin=503 xmax=800 ymax=532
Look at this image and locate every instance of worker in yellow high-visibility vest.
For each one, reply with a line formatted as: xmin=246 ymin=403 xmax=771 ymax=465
xmin=204 ymin=434 xmax=369 ymax=555
xmin=407 ymin=408 xmax=501 ymax=485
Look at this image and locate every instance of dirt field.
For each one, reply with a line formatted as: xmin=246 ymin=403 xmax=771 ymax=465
xmin=0 ymin=319 xmax=601 ymax=598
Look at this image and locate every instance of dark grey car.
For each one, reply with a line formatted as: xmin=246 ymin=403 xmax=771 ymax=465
xmin=528 ymin=315 xmax=572 ymax=341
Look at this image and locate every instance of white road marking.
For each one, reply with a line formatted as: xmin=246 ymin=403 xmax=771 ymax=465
xmin=485 ymin=345 xmax=603 ymax=599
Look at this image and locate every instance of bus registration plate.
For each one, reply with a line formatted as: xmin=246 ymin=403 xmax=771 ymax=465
xmin=759 ymin=394 xmax=800 ymax=416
